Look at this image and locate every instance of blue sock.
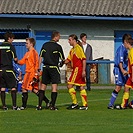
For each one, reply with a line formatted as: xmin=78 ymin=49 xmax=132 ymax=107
xmin=131 ymin=100 xmax=133 ymax=105
xmin=108 ymin=90 xmax=118 ymax=106
xmin=17 ymin=81 xmax=22 ymax=92
xmin=5 ymin=88 xmax=8 ymax=92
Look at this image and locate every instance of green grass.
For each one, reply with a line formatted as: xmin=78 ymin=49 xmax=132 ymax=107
xmin=0 ymin=88 xmax=133 ymax=133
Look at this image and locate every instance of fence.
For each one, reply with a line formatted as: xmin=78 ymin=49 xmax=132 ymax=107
xmin=64 ymin=60 xmax=114 ymax=84
xmin=87 ymin=60 xmax=114 ymax=84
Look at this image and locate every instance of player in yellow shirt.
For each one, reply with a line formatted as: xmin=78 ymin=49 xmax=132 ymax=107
xmin=116 ymin=38 xmax=133 ymax=109
xmin=65 ymin=34 xmax=88 ymax=110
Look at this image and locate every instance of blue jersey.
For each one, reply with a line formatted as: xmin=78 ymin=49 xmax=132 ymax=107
xmin=114 ymin=44 xmax=128 ymax=70
xmin=13 ymin=61 xmax=21 ymax=75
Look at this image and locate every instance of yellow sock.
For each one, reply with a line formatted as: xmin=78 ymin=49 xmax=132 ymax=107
xmin=121 ymin=92 xmax=129 ymax=108
xmin=68 ymin=88 xmax=77 ymax=104
xmin=80 ymin=89 xmax=88 ymax=106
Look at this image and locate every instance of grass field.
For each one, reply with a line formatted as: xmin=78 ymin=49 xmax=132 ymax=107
xmin=0 ymin=87 xmax=133 ymax=133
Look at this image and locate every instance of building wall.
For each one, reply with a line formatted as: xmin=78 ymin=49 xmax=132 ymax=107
xmin=0 ymin=18 xmax=133 ymax=83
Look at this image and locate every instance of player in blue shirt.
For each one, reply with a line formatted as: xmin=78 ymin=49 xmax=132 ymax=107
xmin=13 ymin=61 xmax=22 ymax=93
xmin=108 ymin=34 xmax=132 ymax=109
xmin=6 ymin=61 xmax=22 ymax=93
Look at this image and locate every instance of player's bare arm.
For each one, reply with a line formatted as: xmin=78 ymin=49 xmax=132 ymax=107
xmin=82 ymin=59 xmax=86 ymax=78
xmin=38 ymin=56 xmax=42 ymax=74
xmin=131 ymin=66 xmax=133 ymax=82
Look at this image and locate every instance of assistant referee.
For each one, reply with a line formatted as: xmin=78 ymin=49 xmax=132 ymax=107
xmin=0 ymin=32 xmax=20 ymax=110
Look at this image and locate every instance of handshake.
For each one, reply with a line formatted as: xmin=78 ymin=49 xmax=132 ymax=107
xmin=58 ymin=60 xmax=65 ymax=67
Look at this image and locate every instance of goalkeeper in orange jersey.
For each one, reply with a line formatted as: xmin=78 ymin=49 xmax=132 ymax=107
xmin=17 ymin=38 xmax=49 ymax=110
xmin=65 ymin=34 xmax=88 ymax=110
xmin=116 ymin=38 xmax=133 ymax=109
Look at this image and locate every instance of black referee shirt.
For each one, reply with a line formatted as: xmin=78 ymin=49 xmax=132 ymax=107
xmin=0 ymin=42 xmax=17 ymax=70
xmin=40 ymin=41 xmax=65 ymax=66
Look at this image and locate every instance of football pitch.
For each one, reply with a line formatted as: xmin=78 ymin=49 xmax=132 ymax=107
xmin=0 ymin=87 xmax=133 ymax=133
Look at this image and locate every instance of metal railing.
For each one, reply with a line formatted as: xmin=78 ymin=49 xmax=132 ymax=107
xmin=86 ymin=60 xmax=114 ymax=64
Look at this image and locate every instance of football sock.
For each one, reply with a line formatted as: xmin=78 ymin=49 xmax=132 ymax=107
xmin=11 ymin=90 xmax=17 ymax=107
xmin=51 ymin=92 xmax=57 ymax=107
xmin=38 ymin=90 xmax=44 ymax=106
xmin=36 ymin=91 xmax=49 ymax=103
xmin=22 ymin=92 xmax=28 ymax=108
xmin=108 ymin=90 xmax=118 ymax=106
xmin=17 ymin=81 xmax=22 ymax=92
xmin=43 ymin=96 xmax=49 ymax=103
xmin=5 ymin=88 xmax=8 ymax=93
xmin=1 ymin=91 xmax=6 ymax=107
xmin=36 ymin=91 xmax=39 ymax=96
xmin=80 ymin=89 xmax=88 ymax=106
xmin=121 ymin=92 xmax=129 ymax=108
xmin=130 ymin=100 xmax=133 ymax=105
xmin=68 ymin=88 xmax=77 ymax=104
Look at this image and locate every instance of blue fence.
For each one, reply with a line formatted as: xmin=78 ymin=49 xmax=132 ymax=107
xmin=86 ymin=60 xmax=114 ymax=64
xmin=87 ymin=60 xmax=114 ymax=84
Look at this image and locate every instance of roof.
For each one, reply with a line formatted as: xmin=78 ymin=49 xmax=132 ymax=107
xmin=0 ymin=0 xmax=133 ymax=17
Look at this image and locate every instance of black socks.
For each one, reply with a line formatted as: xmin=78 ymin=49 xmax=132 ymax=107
xmin=1 ymin=91 xmax=6 ymax=107
xmin=11 ymin=90 xmax=17 ymax=107
xmin=38 ymin=90 xmax=44 ymax=106
xmin=22 ymin=92 xmax=28 ymax=108
xmin=51 ymin=92 xmax=57 ymax=107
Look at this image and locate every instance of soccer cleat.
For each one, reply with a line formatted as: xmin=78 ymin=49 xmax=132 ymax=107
xmin=128 ymin=103 xmax=133 ymax=109
xmin=67 ymin=103 xmax=79 ymax=110
xmin=45 ymin=102 xmax=50 ymax=109
xmin=2 ymin=106 xmax=8 ymax=111
xmin=20 ymin=106 xmax=26 ymax=110
xmin=107 ymin=105 xmax=114 ymax=109
xmin=36 ymin=105 xmax=42 ymax=110
xmin=12 ymin=106 xmax=20 ymax=110
xmin=50 ymin=106 xmax=58 ymax=111
xmin=115 ymin=105 xmax=126 ymax=110
xmin=79 ymin=106 xmax=88 ymax=110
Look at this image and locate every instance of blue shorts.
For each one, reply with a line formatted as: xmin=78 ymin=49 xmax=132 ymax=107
xmin=113 ymin=67 xmax=128 ymax=86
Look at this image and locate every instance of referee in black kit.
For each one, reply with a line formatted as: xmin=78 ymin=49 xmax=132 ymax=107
xmin=37 ymin=31 xmax=65 ymax=110
xmin=0 ymin=32 xmax=20 ymax=110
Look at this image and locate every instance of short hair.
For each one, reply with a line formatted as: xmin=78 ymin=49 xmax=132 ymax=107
xmin=80 ymin=33 xmax=87 ymax=39
xmin=51 ymin=31 xmax=60 ymax=39
xmin=127 ymin=38 xmax=133 ymax=45
xmin=26 ymin=38 xmax=36 ymax=47
xmin=122 ymin=34 xmax=132 ymax=43
xmin=4 ymin=31 xmax=15 ymax=41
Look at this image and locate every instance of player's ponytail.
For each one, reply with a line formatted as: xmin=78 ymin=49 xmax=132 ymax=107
xmin=77 ymin=40 xmax=82 ymax=48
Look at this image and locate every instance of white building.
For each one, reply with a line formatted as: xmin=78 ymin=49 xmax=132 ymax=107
xmin=0 ymin=0 xmax=133 ymax=84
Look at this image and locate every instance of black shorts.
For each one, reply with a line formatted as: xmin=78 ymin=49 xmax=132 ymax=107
xmin=0 ymin=70 xmax=17 ymax=89
xmin=42 ymin=66 xmax=61 ymax=85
